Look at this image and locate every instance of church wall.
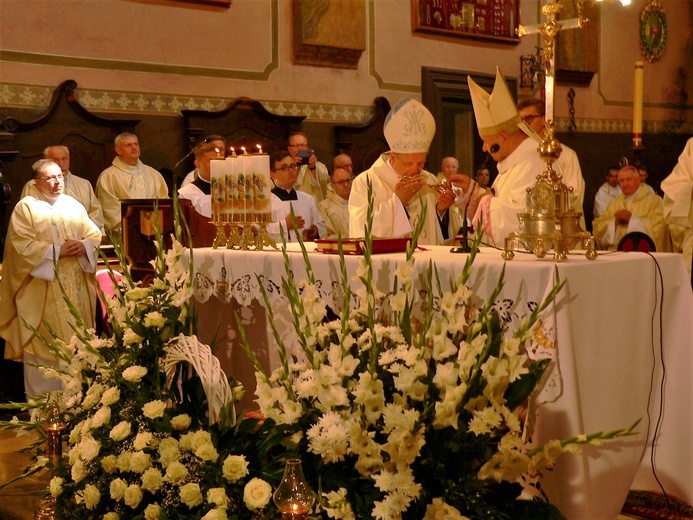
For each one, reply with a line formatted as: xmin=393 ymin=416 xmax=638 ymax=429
xmin=1 ymin=0 xmax=691 ymax=222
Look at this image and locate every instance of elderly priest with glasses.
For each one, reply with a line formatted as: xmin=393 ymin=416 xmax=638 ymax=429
xmin=0 ymin=159 xmax=102 ymax=397
xmin=348 ymin=99 xmax=460 ymax=245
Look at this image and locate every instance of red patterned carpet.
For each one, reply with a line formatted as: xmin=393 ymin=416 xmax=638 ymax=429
xmin=622 ymin=490 xmax=693 ymax=520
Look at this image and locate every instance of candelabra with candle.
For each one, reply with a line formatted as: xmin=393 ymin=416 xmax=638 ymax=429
xmin=273 ymin=459 xmax=316 ymax=519
xmin=210 ymin=145 xmax=276 ymax=251
xmin=35 ymin=395 xmax=67 ymax=520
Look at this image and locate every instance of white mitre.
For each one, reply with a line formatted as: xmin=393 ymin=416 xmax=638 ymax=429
xmin=468 ymin=67 xmax=537 ymax=140
xmin=384 ymin=98 xmax=436 ymax=153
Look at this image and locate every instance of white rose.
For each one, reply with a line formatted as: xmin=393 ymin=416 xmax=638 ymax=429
xmin=141 ymin=467 xmax=164 ymax=493
xmin=103 ymin=513 xmax=120 ymax=520
xmin=101 ymin=387 xmax=121 ymax=406
xmin=123 ymin=328 xmax=144 ymax=345
xmin=179 ymin=432 xmax=194 ymax=451
xmin=110 ymin=478 xmax=128 ymax=501
xmin=164 ymin=461 xmax=188 ymax=483
xmin=90 ymin=406 xmax=111 ymax=429
xmin=116 ymin=451 xmax=132 ymax=472
xmin=179 ymin=482 xmax=203 ymax=508
xmin=201 ymin=509 xmax=228 ymax=520
xmin=122 ymin=365 xmax=147 ymax=382
xmin=49 ymin=476 xmax=64 ymax=497
xmin=129 ymin=451 xmax=152 ymax=473
xmin=144 ymin=503 xmax=162 ymax=520
xmin=243 ymin=478 xmax=272 ymax=510
xmin=80 ymin=483 xmax=100 ymax=510
xmin=207 ymin=487 xmax=230 ymax=508
xmin=109 ymin=421 xmax=132 ymax=441
xmin=171 ymin=414 xmax=192 ymax=430
xmin=101 ymin=454 xmax=118 ymax=473
xmin=142 ymin=400 xmax=167 ymax=419
xmin=78 ymin=436 xmax=101 ymax=461
xmin=71 ymin=459 xmax=86 ymax=483
xmin=222 ymin=455 xmax=249 ymax=483
xmin=195 ymin=443 xmax=219 ymax=462
xmin=144 ymin=311 xmax=166 ymax=328
xmin=133 ymin=431 xmax=154 ymax=451
xmin=123 ymin=484 xmax=143 ymax=509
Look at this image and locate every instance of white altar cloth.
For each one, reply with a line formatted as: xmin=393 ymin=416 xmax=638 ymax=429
xmin=185 ymin=244 xmax=692 ymax=519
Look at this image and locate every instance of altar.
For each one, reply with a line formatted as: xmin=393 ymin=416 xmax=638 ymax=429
xmin=185 ymin=244 xmax=692 ymax=520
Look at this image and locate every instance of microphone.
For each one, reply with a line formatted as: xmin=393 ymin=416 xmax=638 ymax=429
xmin=489 ymin=143 xmax=500 ymax=154
xmin=450 ymin=182 xmax=477 ymax=254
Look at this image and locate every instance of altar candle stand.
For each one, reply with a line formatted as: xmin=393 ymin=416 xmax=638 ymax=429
xmin=210 ymin=145 xmax=276 ymax=250
xmin=632 ymin=61 xmax=645 ymax=165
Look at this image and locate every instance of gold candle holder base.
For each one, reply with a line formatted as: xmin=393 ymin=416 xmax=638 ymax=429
xmin=210 ymin=218 xmax=277 ymax=251
xmin=34 ymin=496 xmax=57 ymax=520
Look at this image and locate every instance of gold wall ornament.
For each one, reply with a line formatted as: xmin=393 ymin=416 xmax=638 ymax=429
xmin=639 ymin=0 xmax=667 ymax=63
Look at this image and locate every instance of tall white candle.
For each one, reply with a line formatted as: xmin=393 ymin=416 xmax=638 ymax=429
xmin=253 ymin=154 xmax=271 ymax=223
xmin=633 ymin=61 xmax=644 ymax=145
xmin=210 ymin=158 xmax=226 ymax=221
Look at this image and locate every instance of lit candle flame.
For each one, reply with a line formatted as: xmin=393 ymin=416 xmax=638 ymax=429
xmin=241 ymin=146 xmax=248 ymax=155
xmin=230 ymin=147 xmax=236 ymax=157
xmin=256 ymin=143 xmax=263 ymax=154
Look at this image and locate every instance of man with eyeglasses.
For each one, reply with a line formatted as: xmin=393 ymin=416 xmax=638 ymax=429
xmin=0 ymin=159 xmax=101 ymax=397
xmin=267 ymin=150 xmax=326 ymax=243
xmin=348 ymin=99 xmax=459 ymax=245
xmin=21 ymin=145 xmax=104 ymax=232
xmin=288 ymin=132 xmax=330 ymax=204
xmin=178 ymin=140 xmax=225 ymax=218
xmin=518 ymin=97 xmax=586 ymax=228
xmin=319 ymin=156 xmax=354 ymax=238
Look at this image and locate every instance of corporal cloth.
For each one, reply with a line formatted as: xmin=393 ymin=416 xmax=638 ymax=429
xmin=96 ymin=157 xmax=169 ymax=232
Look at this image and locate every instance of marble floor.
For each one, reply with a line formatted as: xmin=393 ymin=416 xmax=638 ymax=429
xmin=0 ymin=429 xmax=47 ymax=520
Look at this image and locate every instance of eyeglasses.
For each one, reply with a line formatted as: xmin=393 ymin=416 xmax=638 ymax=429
xmin=288 ymin=143 xmax=309 ymax=149
xmin=272 ymin=164 xmax=299 ymax=173
xmin=522 ymin=114 xmax=543 ymax=124
xmin=331 ymin=177 xmax=354 ymax=186
xmin=38 ymin=175 xmax=64 ymax=183
xmin=335 ymin=164 xmax=353 ymax=170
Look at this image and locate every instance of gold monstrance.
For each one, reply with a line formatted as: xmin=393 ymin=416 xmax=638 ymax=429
xmin=502 ymin=1 xmax=602 ymax=261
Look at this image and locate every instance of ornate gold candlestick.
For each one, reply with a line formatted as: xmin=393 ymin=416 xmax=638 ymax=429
xmin=504 ymin=0 xmax=601 ymax=261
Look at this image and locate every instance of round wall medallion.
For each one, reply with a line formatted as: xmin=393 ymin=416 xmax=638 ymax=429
xmin=639 ymin=1 xmax=667 ymax=63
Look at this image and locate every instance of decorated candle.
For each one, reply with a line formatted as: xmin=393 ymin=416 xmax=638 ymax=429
xmin=252 ymin=153 xmax=271 ymax=223
xmin=633 ymin=61 xmax=644 ymax=145
xmin=210 ymin=158 xmax=226 ymax=221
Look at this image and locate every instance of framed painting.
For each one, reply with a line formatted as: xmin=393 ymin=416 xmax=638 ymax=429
xmin=411 ymin=0 xmax=520 ymax=45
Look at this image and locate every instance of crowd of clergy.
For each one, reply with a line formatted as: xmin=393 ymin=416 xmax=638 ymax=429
xmin=1 ymin=67 xmax=692 ymax=398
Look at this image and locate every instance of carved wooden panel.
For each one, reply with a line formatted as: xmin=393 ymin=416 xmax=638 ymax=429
xmin=333 ymin=97 xmax=391 ymax=175
xmin=181 ymin=98 xmax=305 ymax=178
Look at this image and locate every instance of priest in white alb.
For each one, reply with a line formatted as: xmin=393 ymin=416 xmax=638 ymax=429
xmin=457 ymin=68 xmax=546 ymax=247
xmin=348 ymin=99 xmax=459 ymax=245
xmin=96 ymin=132 xmax=169 ymax=233
xmin=661 ymin=137 xmax=693 ymax=275
xmin=0 ymin=159 xmax=102 ymax=396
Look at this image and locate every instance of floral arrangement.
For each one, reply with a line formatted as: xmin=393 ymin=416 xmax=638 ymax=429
xmin=242 ymin=199 xmax=638 ymax=519
xmin=1 ymin=217 xmax=286 ymax=520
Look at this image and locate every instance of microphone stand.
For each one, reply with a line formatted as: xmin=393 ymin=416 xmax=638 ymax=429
xmin=450 ymin=182 xmax=476 ymax=253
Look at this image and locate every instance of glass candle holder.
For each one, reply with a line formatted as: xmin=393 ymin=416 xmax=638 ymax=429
xmin=272 ymin=459 xmax=315 ymax=519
